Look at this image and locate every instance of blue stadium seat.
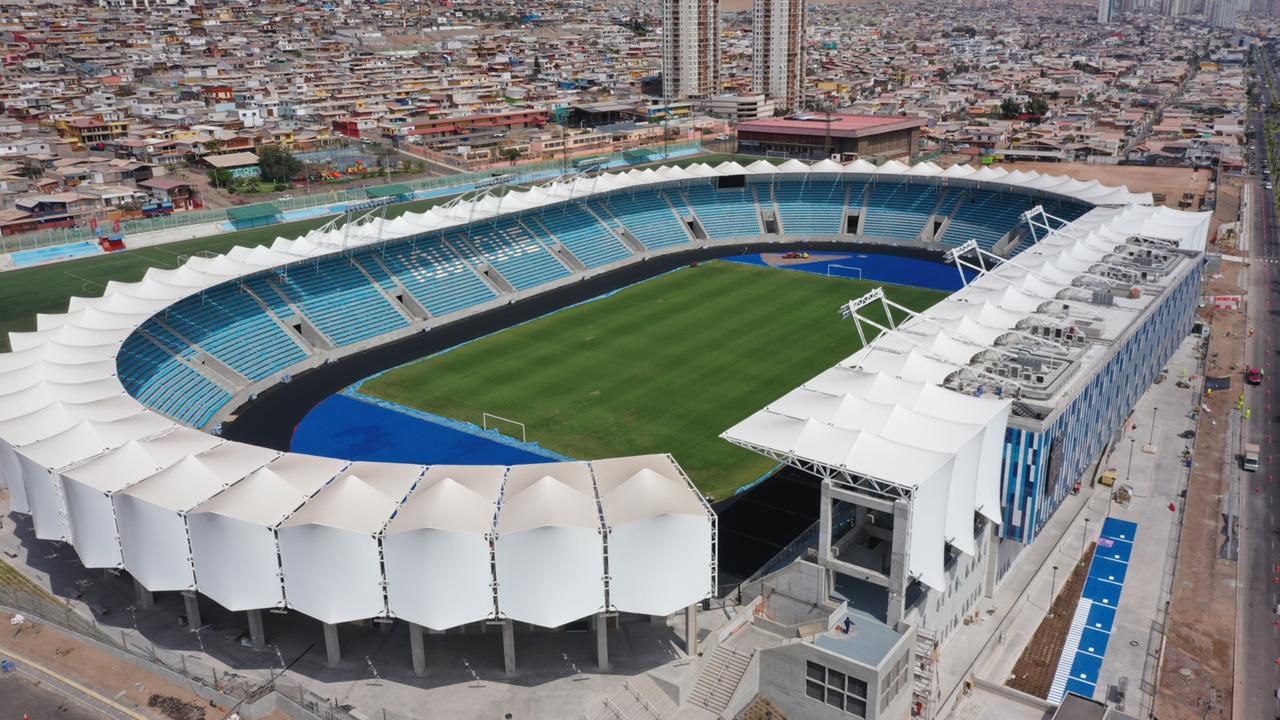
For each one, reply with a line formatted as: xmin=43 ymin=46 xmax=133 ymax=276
xmin=530 ymin=204 xmax=632 ymax=268
xmin=117 ymin=329 xmax=231 ymax=428
xmin=682 ymin=183 xmax=761 ymax=240
xmin=273 ymin=259 xmax=411 ymax=346
xmin=861 ymin=182 xmax=941 ymax=241
xmin=773 ymin=179 xmax=848 ymax=235
xmin=163 ymin=285 xmax=308 ymax=382
xmin=377 ymin=237 xmax=498 ymax=317
xmin=459 ymin=219 xmax=571 ymax=291
xmin=943 ymin=191 xmax=1036 ymax=249
xmin=597 ymin=192 xmax=693 ymax=250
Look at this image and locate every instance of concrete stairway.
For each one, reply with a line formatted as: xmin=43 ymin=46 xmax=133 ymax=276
xmin=586 ymin=674 xmax=680 ymax=720
xmin=688 ymin=646 xmax=753 ymax=716
xmin=1048 ymin=597 xmax=1092 ymax=703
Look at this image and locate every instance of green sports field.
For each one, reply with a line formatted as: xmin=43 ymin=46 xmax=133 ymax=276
xmin=361 ymin=261 xmax=946 ymax=498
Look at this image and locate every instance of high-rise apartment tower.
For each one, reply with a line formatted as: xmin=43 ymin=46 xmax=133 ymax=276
xmin=662 ymin=0 xmax=721 ymax=101
xmin=753 ymin=0 xmax=805 ymax=114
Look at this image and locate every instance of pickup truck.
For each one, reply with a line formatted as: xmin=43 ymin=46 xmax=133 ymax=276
xmin=1244 ymin=443 xmax=1260 ymax=472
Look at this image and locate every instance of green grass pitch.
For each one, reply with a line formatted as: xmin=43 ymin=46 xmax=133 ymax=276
xmin=361 ymin=261 xmax=947 ymax=499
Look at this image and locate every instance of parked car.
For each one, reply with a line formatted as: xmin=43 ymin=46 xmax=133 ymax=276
xmin=1246 ymin=366 xmax=1264 ymax=385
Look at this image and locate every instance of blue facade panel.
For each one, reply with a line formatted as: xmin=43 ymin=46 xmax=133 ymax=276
xmin=999 ymin=264 xmax=1202 ymax=542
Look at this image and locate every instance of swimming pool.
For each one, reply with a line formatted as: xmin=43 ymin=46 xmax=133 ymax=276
xmin=10 ymin=240 xmax=102 ymax=268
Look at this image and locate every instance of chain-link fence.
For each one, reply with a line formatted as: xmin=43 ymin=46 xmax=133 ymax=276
xmin=0 ymin=580 xmax=371 ymax=720
xmin=0 ymin=141 xmax=707 ymax=256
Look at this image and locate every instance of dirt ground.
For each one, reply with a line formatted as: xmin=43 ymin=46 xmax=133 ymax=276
xmin=759 ymin=251 xmax=852 ymax=267
xmin=1002 ymin=162 xmax=1211 ymax=209
xmin=1153 ymin=262 xmax=1246 ymax=720
xmin=1007 ymin=545 xmax=1097 ymax=698
xmin=0 ymin=610 xmax=223 ymax=720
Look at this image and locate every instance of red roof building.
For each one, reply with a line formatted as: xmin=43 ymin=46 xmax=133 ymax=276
xmin=735 ymin=113 xmax=926 ymax=161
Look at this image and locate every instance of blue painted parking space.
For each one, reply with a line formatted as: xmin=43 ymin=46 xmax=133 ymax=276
xmin=1100 ymin=517 xmax=1138 ymax=542
xmin=1069 ymin=651 xmax=1104 ymax=686
xmin=1083 ymin=575 xmax=1123 ymax=606
xmin=1079 ymin=627 xmax=1112 ymax=657
xmin=1090 ymin=556 xmax=1129 ymax=585
xmin=1065 ymin=678 xmax=1097 ymax=699
xmin=1085 ymin=601 xmax=1117 ymax=631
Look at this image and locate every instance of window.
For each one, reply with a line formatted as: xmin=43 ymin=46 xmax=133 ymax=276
xmin=805 ymin=661 xmax=868 ymax=718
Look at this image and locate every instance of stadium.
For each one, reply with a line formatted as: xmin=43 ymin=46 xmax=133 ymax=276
xmin=0 ymin=157 xmax=1209 ymax=718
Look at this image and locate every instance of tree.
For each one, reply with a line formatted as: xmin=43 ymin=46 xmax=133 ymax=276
xmin=501 ymin=146 xmax=523 ymax=164
xmin=208 ymin=168 xmax=232 ymax=189
xmin=257 ymin=146 xmax=303 ymax=184
xmin=1026 ymin=96 xmax=1049 ymax=117
xmin=998 ymin=98 xmax=1023 ymax=120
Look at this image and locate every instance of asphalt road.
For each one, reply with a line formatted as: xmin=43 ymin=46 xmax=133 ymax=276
xmin=1237 ymin=45 xmax=1280 ymax=719
xmin=0 ymin=673 xmax=111 ymax=720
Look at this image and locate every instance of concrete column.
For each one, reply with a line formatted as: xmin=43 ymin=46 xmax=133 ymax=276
xmin=984 ymin=523 xmax=1000 ymax=599
xmin=595 ymin=613 xmax=609 ymax=671
xmin=246 ymin=609 xmax=266 ymax=650
xmin=182 ymin=592 xmax=201 ymax=629
xmin=684 ymin=604 xmax=698 ymax=657
xmin=409 ymin=622 xmax=426 ymax=677
xmin=501 ymin=619 xmax=516 ymax=675
xmin=887 ymin=499 xmax=911 ymax=628
xmin=817 ymin=481 xmax=834 ymax=567
xmin=133 ymin=578 xmax=154 ymax=610
xmin=323 ymin=622 xmax=341 ymax=668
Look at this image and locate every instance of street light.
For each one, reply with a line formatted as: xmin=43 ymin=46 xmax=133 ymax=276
xmin=1049 ymin=565 xmax=1059 ymax=616
xmin=1149 ymin=406 xmax=1158 ymax=445
xmin=1082 ymin=517 xmax=1090 ymax=558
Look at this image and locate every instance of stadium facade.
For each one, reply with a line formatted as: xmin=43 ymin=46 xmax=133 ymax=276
xmin=0 ymin=159 xmax=1204 ymax=702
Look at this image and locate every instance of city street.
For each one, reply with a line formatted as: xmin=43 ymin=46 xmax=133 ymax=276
xmin=1235 ymin=44 xmax=1280 ymax=719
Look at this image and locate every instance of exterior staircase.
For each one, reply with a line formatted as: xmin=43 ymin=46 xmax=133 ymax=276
xmin=1047 ymin=597 xmax=1092 ymax=703
xmin=688 ymin=646 xmax=753 ymax=716
xmin=585 ymin=675 xmax=678 ymax=720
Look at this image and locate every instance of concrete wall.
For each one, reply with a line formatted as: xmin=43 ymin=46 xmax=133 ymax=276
xmin=756 ymin=639 xmax=913 ymax=720
xmin=911 ymin=522 xmax=995 ymax=649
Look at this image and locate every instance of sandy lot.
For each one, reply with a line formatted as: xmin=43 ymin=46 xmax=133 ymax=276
xmin=1 ymin=610 xmax=221 ymax=720
xmin=1001 ymin=161 xmax=1211 ymax=209
xmin=1153 ymin=263 xmax=1245 ymax=720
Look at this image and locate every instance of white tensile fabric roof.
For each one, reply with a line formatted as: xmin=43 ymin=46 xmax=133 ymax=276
xmin=594 ymin=455 xmax=716 ymax=616
xmin=723 ymin=200 xmax=1208 ymax=593
xmin=495 ymin=462 xmax=605 ymax=627
xmin=383 ymin=465 xmax=505 ymax=630
xmin=280 ymin=461 xmax=422 ymax=625
xmin=187 ymin=453 xmax=348 ymax=612
xmin=61 ymin=428 xmax=223 ymax=569
xmin=0 ymin=159 xmax=1161 ymax=628
xmin=17 ymin=412 xmax=176 ymax=542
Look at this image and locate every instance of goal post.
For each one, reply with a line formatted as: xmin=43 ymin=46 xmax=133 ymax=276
xmin=826 ymin=264 xmax=863 ymax=281
xmin=482 ymin=412 xmax=527 ymax=443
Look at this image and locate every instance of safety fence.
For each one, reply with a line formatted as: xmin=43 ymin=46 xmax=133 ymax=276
xmin=0 ymin=580 xmax=366 ymax=720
